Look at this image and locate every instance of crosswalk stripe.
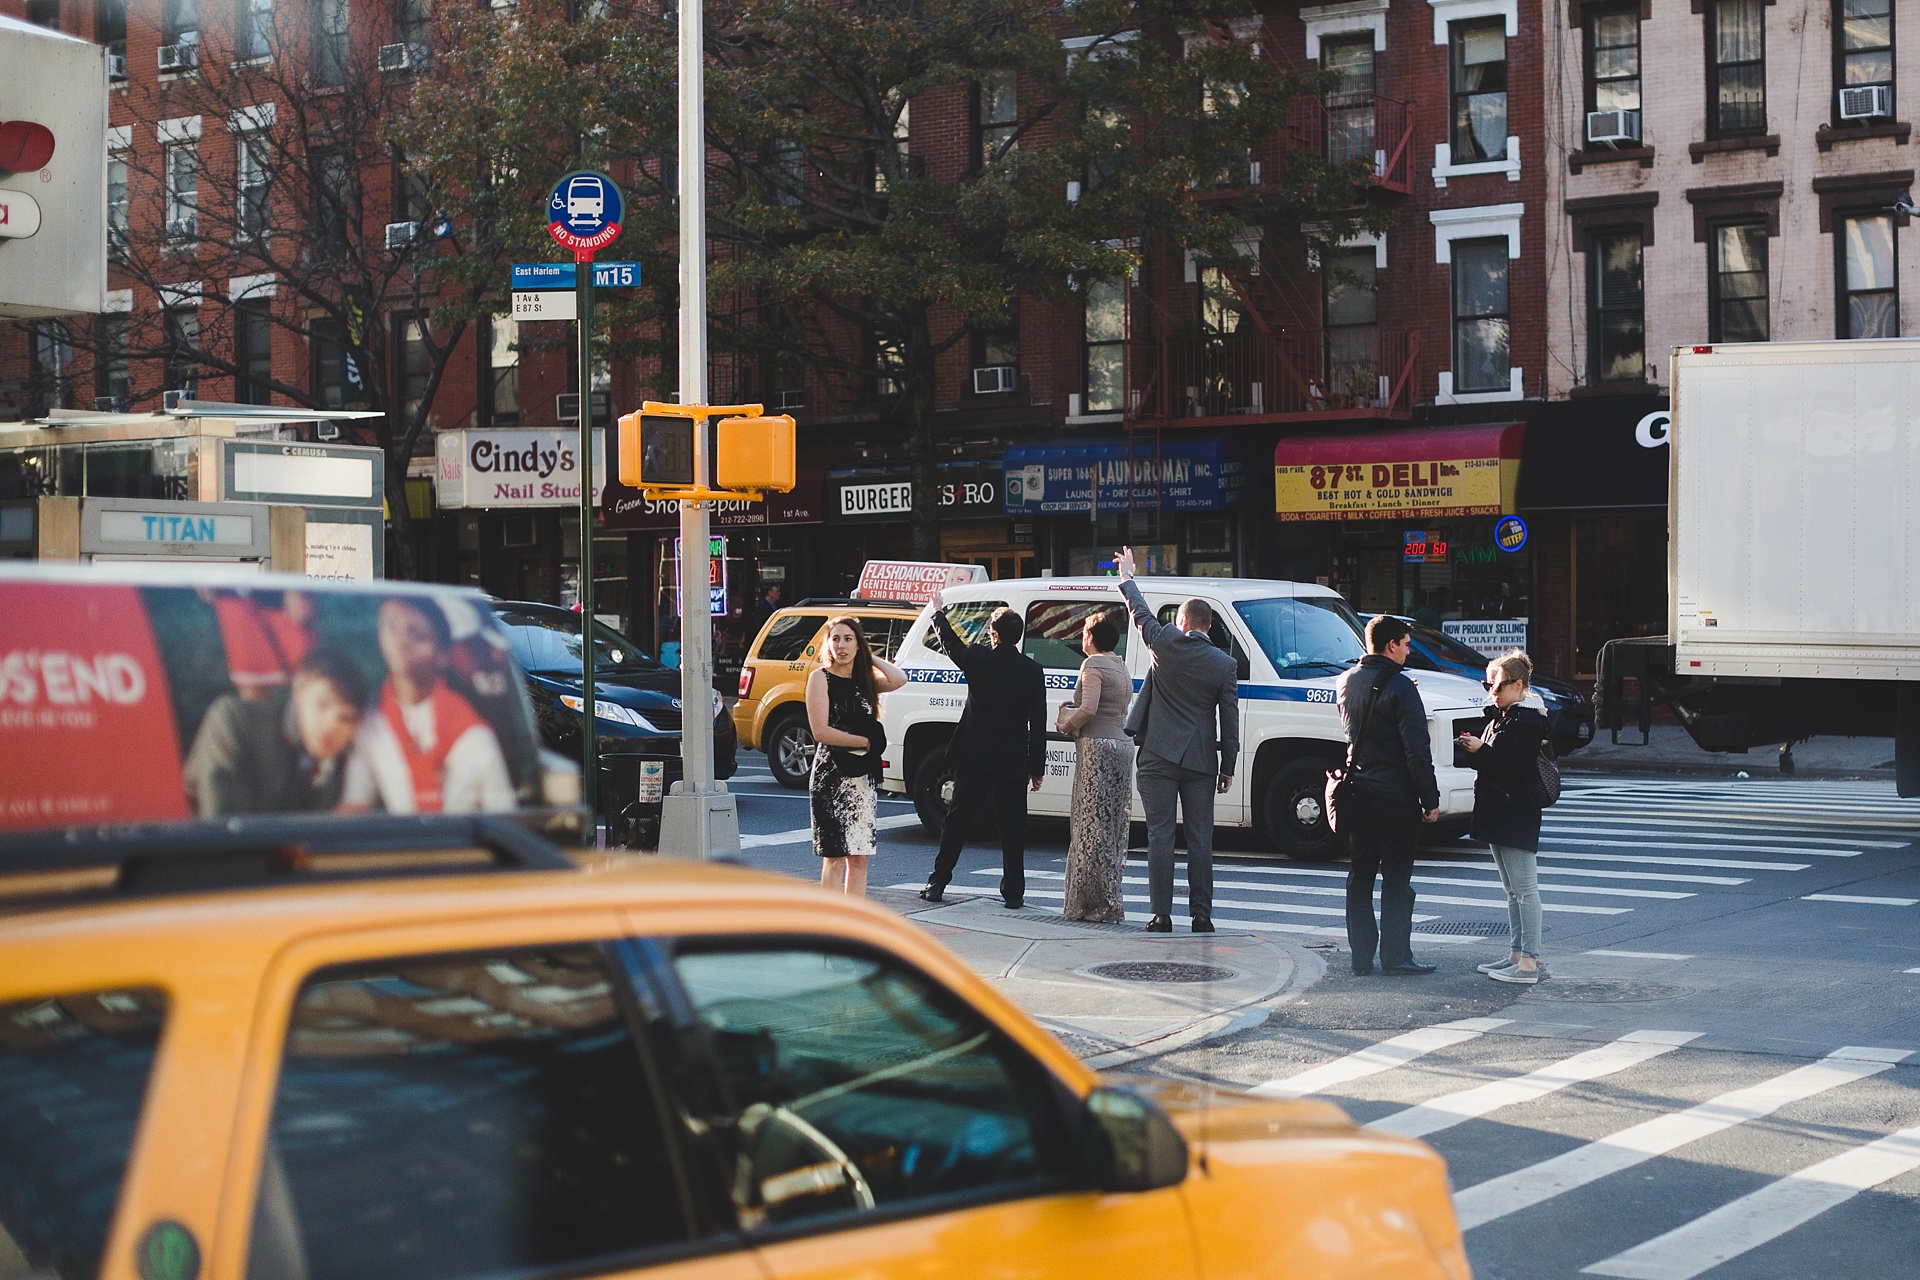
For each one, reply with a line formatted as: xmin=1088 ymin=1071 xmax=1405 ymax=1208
xmin=739 ymin=811 xmax=923 ymax=848
xmin=1536 ymin=851 xmax=1809 ymax=871
xmin=1548 ymin=803 xmax=1915 ymax=832
xmin=1224 ymin=860 xmax=1723 ymax=888
xmin=1451 ymin=1046 xmax=1914 ymax=1232
xmin=1543 ymin=824 xmax=1904 ymax=849
xmin=1366 ymin=1030 xmax=1702 ymax=1140
xmin=1413 ymin=876 xmax=1690 ymax=900
xmin=1535 ymin=838 xmax=1860 ymax=858
xmin=1586 ymin=950 xmax=1695 ymax=960
xmin=988 ymin=870 xmax=1631 ymax=915
xmin=1800 ymin=893 xmax=1919 ymax=906
xmin=1420 ymin=862 xmax=1750 ymax=887
xmin=1581 ymin=1122 xmax=1920 ymax=1280
xmin=1248 ymin=1017 xmax=1513 ymax=1099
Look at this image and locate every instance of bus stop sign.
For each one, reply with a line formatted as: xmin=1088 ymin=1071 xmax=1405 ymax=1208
xmin=547 ymin=170 xmax=623 ymax=261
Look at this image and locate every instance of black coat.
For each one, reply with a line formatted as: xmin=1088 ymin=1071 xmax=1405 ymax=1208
xmin=1337 ymin=655 xmax=1440 ymax=814
xmin=932 ymin=610 xmax=1048 ymax=780
xmin=1466 ymin=704 xmax=1550 ymax=851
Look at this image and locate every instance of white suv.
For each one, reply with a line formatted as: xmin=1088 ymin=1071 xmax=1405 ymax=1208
xmin=876 ymin=576 xmax=1492 ymax=860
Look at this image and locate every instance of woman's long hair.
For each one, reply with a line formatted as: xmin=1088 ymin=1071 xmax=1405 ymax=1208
xmin=824 ymin=615 xmax=878 ymax=709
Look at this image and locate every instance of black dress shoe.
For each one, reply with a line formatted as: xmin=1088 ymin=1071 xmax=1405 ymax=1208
xmin=917 ymin=887 xmax=944 ymax=903
xmin=1191 ymin=918 xmax=1215 ymax=933
xmin=1002 ymin=899 xmax=1023 ymax=910
xmin=1385 ymin=961 xmax=1438 ymax=976
xmin=1145 ymin=914 xmax=1173 ymax=933
xmin=1352 ymin=966 xmax=1375 ymax=977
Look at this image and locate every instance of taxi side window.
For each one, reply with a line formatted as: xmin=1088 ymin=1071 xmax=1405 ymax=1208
xmin=0 ymin=990 xmax=168 ymax=1280
xmin=1021 ymin=600 xmax=1130 ymax=669
xmin=756 ymin=614 xmax=827 ymax=662
xmin=668 ymin=945 xmax=1064 ymax=1232
xmin=920 ymin=601 xmax=1007 ymax=657
xmin=246 ymin=948 xmax=694 ymax=1280
xmin=1155 ymin=602 xmax=1252 ymax=681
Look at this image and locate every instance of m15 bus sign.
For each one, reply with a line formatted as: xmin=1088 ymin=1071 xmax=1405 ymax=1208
xmin=547 ymin=170 xmax=623 ymax=262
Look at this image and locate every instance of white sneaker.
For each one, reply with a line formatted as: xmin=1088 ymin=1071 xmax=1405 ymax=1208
xmin=1476 ymin=958 xmax=1518 ymax=974
xmin=1488 ymin=966 xmax=1542 ymax=985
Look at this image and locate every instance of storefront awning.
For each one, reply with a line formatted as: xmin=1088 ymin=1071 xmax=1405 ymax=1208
xmin=1002 ymin=437 xmax=1246 ymax=514
xmin=1517 ymin=399 xmax=1668 ymax=511
xmin=1273 ymin=424 xmax=1524 ymax=522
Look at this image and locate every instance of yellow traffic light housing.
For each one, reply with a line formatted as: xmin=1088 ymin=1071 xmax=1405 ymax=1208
xmin=715 ymin=415 xmax=797 ymax=493
xmin=617 ymin=412 xmax=696 ymax=488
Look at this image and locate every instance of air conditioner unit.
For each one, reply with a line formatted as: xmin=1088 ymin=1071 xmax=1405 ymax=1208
xmin=384 ymin=220 xmax=421 ymax=251
xmin=317 ymin=422 xmax=341 ymax=441
xmin=107 ymin=53 xmax=127 ymax=82
xmin=1839 ymin=84 xmax=1893 ymax=121
xmin=972 ymin=365 xmax=1017 ymax=395
xmin=1585 ymin=109 xmax=1641 ymax=147
xmin=164 ymin=215 xmax=197 ymax=241
xmin=772 ymin=389 xmax=809 ymax=411
xmin=157 ymin=42 xmax=198 ymax=73
xmin=378 ymin=42 xmax=430 ymax=73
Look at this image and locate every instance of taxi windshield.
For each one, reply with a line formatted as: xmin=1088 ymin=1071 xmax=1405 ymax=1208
xmin=1234 ymin=596 xmax=1366 ymax=677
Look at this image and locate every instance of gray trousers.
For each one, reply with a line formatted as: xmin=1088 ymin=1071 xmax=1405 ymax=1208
xmin=1136 ymin=750 xmax=1215 ymax=920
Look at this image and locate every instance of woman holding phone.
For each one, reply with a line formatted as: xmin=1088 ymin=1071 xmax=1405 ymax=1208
xmin=1458 ymin=650 xmax=1551 ymax=984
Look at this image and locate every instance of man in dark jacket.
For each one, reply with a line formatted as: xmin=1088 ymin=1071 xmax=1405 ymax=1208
xmin=919 ymin=597 xmax=1048 ymax=908
xmin=1336 ymin=614 xmax=1441 ymax=975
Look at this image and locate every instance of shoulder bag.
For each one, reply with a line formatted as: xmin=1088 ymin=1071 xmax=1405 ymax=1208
xmin=1529 ymin=735 xmax=1562 ymax=808
xmin=1324 ymin=676 xmax=1384 ymax=833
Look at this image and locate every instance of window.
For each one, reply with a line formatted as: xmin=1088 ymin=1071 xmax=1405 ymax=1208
xmin=235 ymin=300 xmax=273 ymax=403
xmin=1837 ymin=0 xmax=1894 ymax=114
xmin=976 ymin=69 xmax=1018 ymax=171
xmin=1709 ymin=222 xmax=1768 ymax=341
xmin=859 ymin=616 xmax=913 ymax=660
xmin=164 ymin=307 xmax=199 ymax=394
xmin=1323 ymin=246 xmax=1379 ymax=407
xmin=921 ymin=600 xmax=1006 ymax=657
xmin=311 ymin=318 xmax=360 ymax=407
xmin=1587 ymin=10 xmax=1641 ymax=119
xmin=1451 ymin=238 xmax=1509 ymax=392
xmin=1083 ymin=104 xmax=1124 ymax=192
xmin=1839 ymin=213 xmax=1897 ymax=338
xmin=237 ymin=135 xmax=269 ymax=241
xmin=496 ymin=609 xmax=660 ymax=673
xmin=397 ymin=317 xmax=430 ymax=426
xmin=1155 ymin=603 xmax=1250 ymax=680
xmin=107 ymin=154 xmax=129 ymax=251
xmin=237 ymin=0 xmax=272 ymax=60
xmin=1710 ymin=0 xmax=1767 ymax=136
xmin=670 ymin=944 xmax=1062 ymax=1231
xmin=1021 ymin=600 xmax=1129 ymax=669
xmin=165 ymin=143 xmax=198 ymax=243
xmin=771 ymin=138 xmax=806 ymax=208
xmin=0 ymin=990 xmax=168 ymax=1280
xmin=486 ymin=313 xmax=519 ymax=424
xmin=393 ymin=150 xmax=428 ymax=223
xmin=395 ymin=0 xmax=430 ymax=47
xmin=1323 ymin=35 xmax=1376 ymax=167
xmin=753 ymin=612 xmax=826 ymax=661
xmin=977 ymin=299 xmax=1018 ymax=377
xmin=246 ymin=949 xmax=690 ymax=1280
xmin=872 ymin=333 xmax=905 ymax=398
xmin=313 ymin=0 xmax=349 ymax=88
xmin=1450 ymin=21 xmax=1507 ymax=162
xmin=162 ymin=0 xmax=198 ymax=45
xmin=1590 ymin=229 xmax=1645 ymax=382
xmin=98 ymin=0 xmax=128 ymax=62
xmin=1233 ymin=595 xmax=1365 ymax=678
xmin=874 ymin=99 xmax=911 ymax=193
xmin=97 ymin=315 xmax=130 ymax=409
xmin=310 ymin=148 xmax=350 ymax=257
xmin=27 ymin=322 xmax=73 ymax=415
xmin=1083 ymin=278 xmax=1126 ymax=413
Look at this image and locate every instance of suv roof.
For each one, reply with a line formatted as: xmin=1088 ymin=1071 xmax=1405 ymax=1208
xmin=935 ymin=575 xmax=1341 ymax=603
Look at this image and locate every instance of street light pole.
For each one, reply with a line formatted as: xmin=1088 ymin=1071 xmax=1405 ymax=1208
xmin=658 ymin=0 xmax=741 ymax=859
xmin=576 ymin=259 xmax=599 ymax=841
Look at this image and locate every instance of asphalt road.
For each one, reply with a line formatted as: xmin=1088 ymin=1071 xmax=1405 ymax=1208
xmin=727 ymin=758 xmax=1920 ymax=1280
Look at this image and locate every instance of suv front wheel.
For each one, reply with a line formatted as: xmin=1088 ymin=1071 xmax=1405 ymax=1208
xmin=1262 ymin=758 xmax=1347 ymax=862
xmin=911 ymin=745 xmax=958 ymax=836
xmin=765 ymin=711 xmax=816 ymax=790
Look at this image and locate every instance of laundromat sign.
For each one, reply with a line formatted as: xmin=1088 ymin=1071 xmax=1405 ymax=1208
xmin=1272 ymin=424 xmax=1525 ymax=523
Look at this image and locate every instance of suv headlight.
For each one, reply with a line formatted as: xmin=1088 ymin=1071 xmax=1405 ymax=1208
xmin=560 ymin=695 xmax=654 ymax=730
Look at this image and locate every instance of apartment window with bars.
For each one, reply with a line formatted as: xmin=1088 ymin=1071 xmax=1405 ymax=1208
xmin=164 ymin=308 xmax=200 ymax=395
xmin=1587 ymin=10 xmax=1641 ymax=120
xmin=1083 ymin=278 xmax=1127 ymax=414
xmin=97 ymin=315 xmax=130 ymax=410
xmin=1588 ymin=229 xmax=1645 ymax=383
xmin=1323 ymin=36 xmax=1376 ymax=168
xmin=1709 ymin=222 xmax=1769 ymax=341
xmin=313 ymin=0 xmax=350 ymax=88
xmin=237 ymin=136 xmax=269 ymax=241
xmin=1451 ymin=238 xmax=1510 ymax=393
xmin=1450 ymin=21 xmax=1507 ymax=162
xmin=976 ymin=70 xmax=1018 ymax=171
xmin=164 ymin=143 xmax=198 ymax=244
xmin=1839 ymin=213 xmax=1897 ymax=338
xmin=1836 ymin=0 xmax=1894 ymax=119
xmin=1709 ymin=0 xmax=1767 ymax=136
xmin=234 ymin=301 xmax=274 ymax=404
xmin=236 ymin=0 xmax=272 ymax=60
xmin=1323 ymin=247 xmax=1379 ymax=407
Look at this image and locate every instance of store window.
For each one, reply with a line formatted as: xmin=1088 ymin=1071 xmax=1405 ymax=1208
xmin=1708 ymin=222 xmax=1768 ymax=342
xmin=1838 ymin=213 xmax=1897 ymax=338
xmin=235 ymin=300 xmax=273 ymax=404
xmin=1574 ymin=512 xmax=1666 ymax=674
xmin=1589 ymin=229 xmax=1645 ymax=383
xmin=1083 ymin=278 xmax=1127 ymax=413
xmin=1709 ymin=0 xmax=1767 ymax=137
xmin=1449 ymin=21 xmax=1507 ymax=162
xmin=1835 ymin=0 xmax=1893 ymax=120
xmin=1451 ymin=238 xmax=1510 ymax=393
xmin=1587 ymin=9 xmax=1641 ymax=122
xmin=1323 ymin=246 xmax=1379 ymax=409
xmin=1323 ymin=35 xmax=1375 ymax=167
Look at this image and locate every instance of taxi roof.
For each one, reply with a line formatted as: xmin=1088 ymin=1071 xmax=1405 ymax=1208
xmin=936 ymin=575 xmax=1344 ymax=603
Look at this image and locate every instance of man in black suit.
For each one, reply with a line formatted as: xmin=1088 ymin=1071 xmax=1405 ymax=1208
xmin=919 ymin=596 xmax=1047 ymax=908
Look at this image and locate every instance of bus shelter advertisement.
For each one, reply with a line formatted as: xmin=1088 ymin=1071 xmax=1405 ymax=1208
xmin=0 ymin=581 xmax=544 ymax=831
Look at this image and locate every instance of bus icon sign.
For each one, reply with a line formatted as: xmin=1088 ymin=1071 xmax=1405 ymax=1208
xmin=547 ymin=170 xmax=623 ymax=261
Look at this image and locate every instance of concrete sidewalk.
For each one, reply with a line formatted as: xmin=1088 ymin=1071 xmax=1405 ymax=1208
xmin=1565 ymin=725 xmax=1895 ymax=780
xmin=870 ymin=887 xmax=1322 ymax=1069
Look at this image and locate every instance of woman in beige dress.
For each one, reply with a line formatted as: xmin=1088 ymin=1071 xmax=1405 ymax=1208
xmin=1057 ymin=612 xmax=1133 ymax=922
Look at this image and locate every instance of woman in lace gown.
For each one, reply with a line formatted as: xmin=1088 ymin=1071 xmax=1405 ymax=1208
xmin=807 ymin=616 xmax=907 ymax=894
xmin=1057 ymin=612 xmax=1133 ymax=921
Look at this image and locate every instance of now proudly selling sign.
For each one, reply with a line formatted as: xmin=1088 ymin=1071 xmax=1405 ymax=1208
xmin=435 ymin=428 xmax=606 ymax=508
xmin=1273 ymin=424 xmax=1525 ymax=522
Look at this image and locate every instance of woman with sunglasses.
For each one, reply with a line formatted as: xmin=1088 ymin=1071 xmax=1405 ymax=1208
xmin=1457 ymin=650 xmax=1551 ymax=984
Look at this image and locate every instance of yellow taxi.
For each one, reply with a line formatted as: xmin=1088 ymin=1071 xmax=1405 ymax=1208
xmin=732 ymin=599 xmax=922 ymax=788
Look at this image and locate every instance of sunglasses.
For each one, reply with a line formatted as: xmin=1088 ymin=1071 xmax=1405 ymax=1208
xmin=1481 ymin=677 xmax=1510 ymax=691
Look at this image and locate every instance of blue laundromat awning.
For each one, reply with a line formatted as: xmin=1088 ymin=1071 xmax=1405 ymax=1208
xmin=1003 ymin=437 xmax=1246 ymax=514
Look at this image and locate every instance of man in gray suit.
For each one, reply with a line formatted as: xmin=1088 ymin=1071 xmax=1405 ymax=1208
xmin=1115 ymin=547 xmax=1239 ymax=932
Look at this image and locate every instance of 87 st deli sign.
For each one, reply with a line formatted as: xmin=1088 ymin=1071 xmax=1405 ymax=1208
xmin=1275 ymin=456 xmax=1506 ymax=521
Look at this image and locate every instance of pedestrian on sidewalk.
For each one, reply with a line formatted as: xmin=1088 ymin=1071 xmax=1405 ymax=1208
xmin=1338 ymin=615 xmax=1441 ymax=975
xmin=1058 ymin=610 xmax=1133 ymax=922
xmin=918 ymin=595 xmax=1047 ymax=908
xmin=1115 ymin=548 xmax=1239 ymax=933
xmin=808 ymin=616 xmax=908 ymax=895
xmin=1460 ymin=649 xmax=1551 ymax=984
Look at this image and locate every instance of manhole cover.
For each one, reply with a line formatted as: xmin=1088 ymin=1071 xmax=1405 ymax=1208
xmin=1089 ymin=961 xmax=1237 ymax=984
xmin=1421 ymin=920 xmax=1510 ymax=936
xmin=1525 ymin=979 xmax=1694 ymax=1003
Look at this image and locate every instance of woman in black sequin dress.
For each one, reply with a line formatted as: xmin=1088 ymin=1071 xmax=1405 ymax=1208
xmin=807 ymin=616 xmax=907 ymax=894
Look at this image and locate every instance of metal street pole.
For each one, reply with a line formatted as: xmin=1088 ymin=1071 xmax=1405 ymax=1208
xmin=576 ymin=263 xmax=599 ymax=841
xmin=658 ymin=0 xmax=741 ymax=859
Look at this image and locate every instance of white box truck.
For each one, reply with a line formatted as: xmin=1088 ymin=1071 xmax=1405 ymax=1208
xmin=1598 ymin=339 xmax=1920 ymax=794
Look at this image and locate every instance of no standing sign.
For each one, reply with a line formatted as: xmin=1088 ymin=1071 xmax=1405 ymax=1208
xmin=547 ymin=170 xmax=624 ymax=262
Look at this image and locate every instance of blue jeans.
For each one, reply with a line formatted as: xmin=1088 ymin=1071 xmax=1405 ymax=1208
xmin=1490 ymin=844 xmax=1542 ymax=959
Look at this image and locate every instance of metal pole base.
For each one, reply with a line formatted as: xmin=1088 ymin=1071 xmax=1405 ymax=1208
xmin=658 ymin=783 xmax=742 ymax=860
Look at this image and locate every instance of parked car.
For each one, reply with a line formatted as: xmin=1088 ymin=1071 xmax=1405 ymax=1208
xmin=1377 ymin=616 xmax=1595 ymax=756
xmin=733 ymin=597 xmax=923 ymax=789
xmin=494 ymin=600 xmax=736 ymax=845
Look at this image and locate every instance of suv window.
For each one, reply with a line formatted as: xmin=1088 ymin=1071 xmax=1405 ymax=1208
xmin=1155 ymin=603 xmax=1251 ymax=681
xmin=859 ymin=616 xmax=913 ymax=661
xmin=670 ymin=945 xmax=1062 ymax=1232
xmin=0 ymin=989 xmax=168 ymax=1280
xmin=755 ymin=614 xmax=827 ymax=662
xmin=1022 ymin=600 xmax=1130 ymax=669
xmin=920 ymin=601 xmax=1007 ymax=658
xmin=1233 ymin=596 xmax=1365 ymax=679
xmin=247 ymin=948 xmax=693 ymax=1280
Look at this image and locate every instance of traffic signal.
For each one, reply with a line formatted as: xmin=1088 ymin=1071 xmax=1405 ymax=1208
xmin=715 ymin=415 xmax=797 ymax=493
xmin=618 ymin=412 xmax=695 ymax=487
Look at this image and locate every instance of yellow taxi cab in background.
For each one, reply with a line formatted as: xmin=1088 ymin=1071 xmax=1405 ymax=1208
xmin=732 ymin=599 xmax=922 ymax=788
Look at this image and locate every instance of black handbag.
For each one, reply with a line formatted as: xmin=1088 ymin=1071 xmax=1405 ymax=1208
xmin=1324 ymin=677 xmax=1384 ymax=833
xmin=828 ymin=715 xmax=887 ymax=778
xmin=1529 ymin=737 xmax=1562 ymax=808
